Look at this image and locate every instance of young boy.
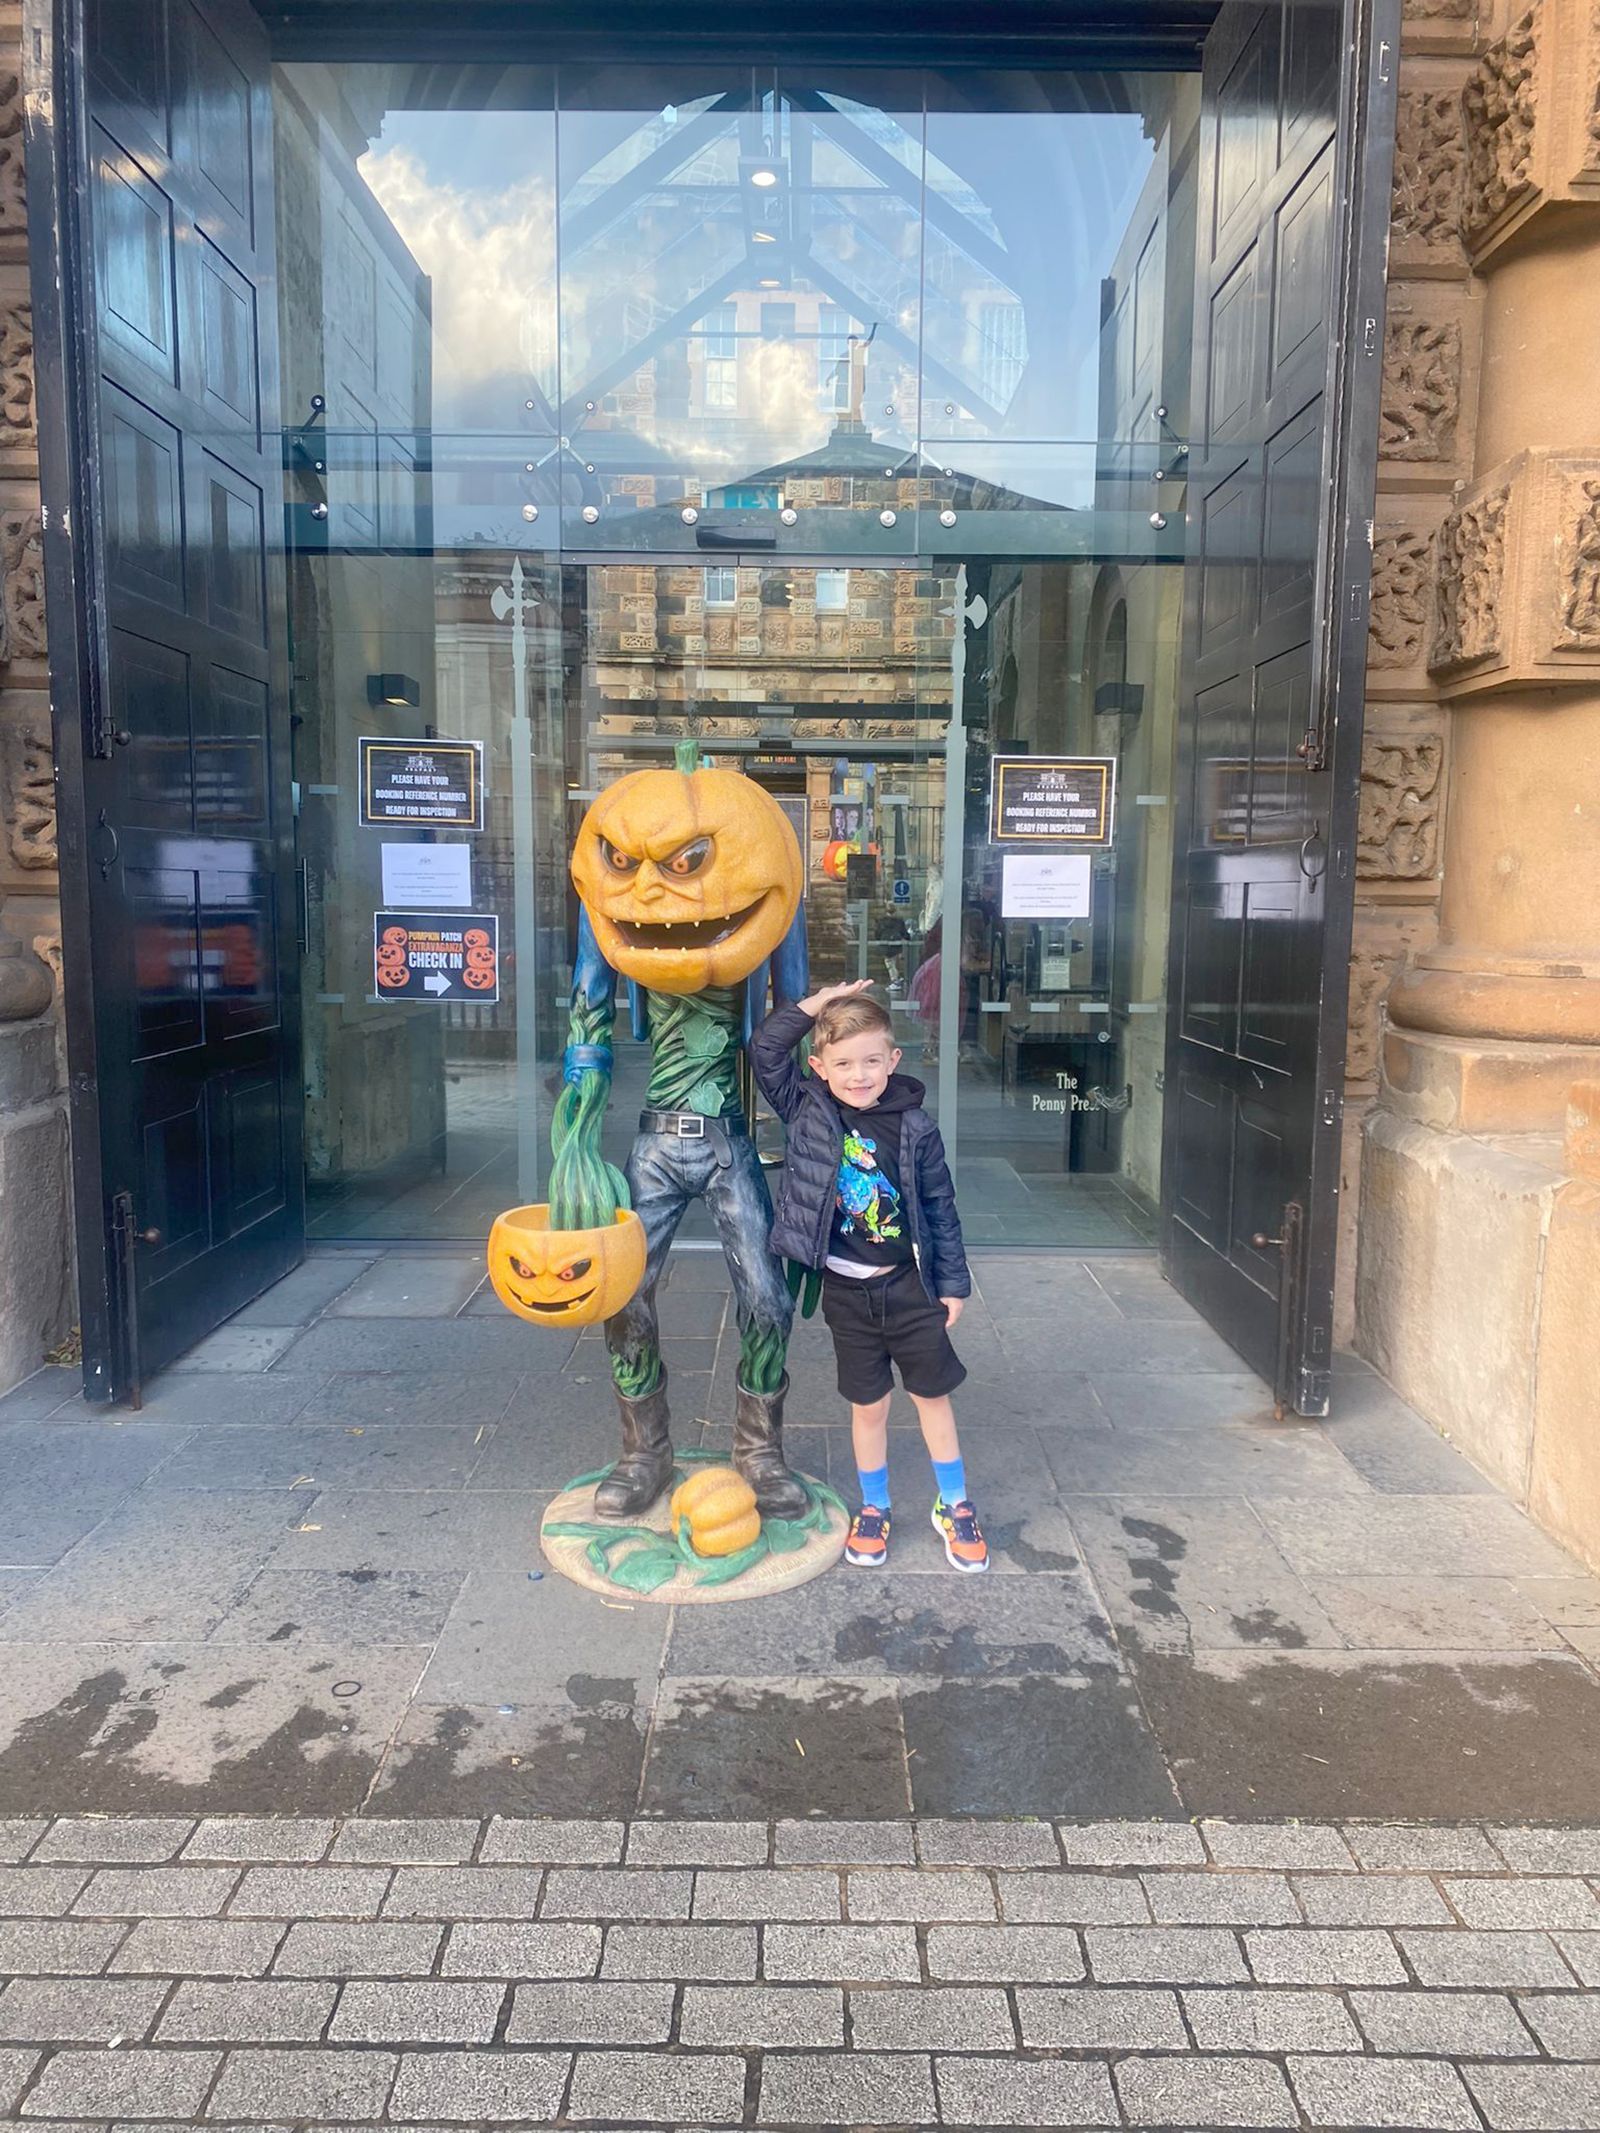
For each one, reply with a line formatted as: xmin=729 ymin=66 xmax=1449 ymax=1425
xmin=750 ymin=979 xmax=987 ymax=1573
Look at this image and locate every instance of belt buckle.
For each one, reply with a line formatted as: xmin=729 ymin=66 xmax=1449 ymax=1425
xmin=679 ymin=1114 xmax=705 ymax=1138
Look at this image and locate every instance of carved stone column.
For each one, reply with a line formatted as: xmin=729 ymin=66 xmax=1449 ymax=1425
xmin=1384 ymin=0 xmax=1600 ymax=1124
xmin=1358 ymin=0 xmax=1600 ymax=1571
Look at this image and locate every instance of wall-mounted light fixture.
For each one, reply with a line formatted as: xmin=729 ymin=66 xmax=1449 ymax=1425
xmin=367 ymin=673 xmax=420 ymax=709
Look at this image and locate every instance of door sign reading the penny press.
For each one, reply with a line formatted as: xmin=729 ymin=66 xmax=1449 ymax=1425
xmin=374 ymin=915 xmax=500 ymax=1003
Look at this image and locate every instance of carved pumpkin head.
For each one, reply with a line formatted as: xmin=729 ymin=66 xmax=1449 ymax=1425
xmin=487 ymin=1204 xmax=646 ymax=1328
xmin=571 ymin=756 xmax=802 ymax=995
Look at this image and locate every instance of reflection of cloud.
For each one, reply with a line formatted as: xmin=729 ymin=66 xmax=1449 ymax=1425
xmin=361 ymin=146 xmax=557 ymax=419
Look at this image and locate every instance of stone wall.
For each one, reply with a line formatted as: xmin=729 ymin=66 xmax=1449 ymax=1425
xmin=0 ymin=5 xmax=73 ymax=1390
xmin=1354 ymin=0 xmax=1600 ymax=1570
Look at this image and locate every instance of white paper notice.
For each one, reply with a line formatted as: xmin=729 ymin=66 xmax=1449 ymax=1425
xmin=380 ymin=842 xmax=473 ymax=909
xmin=1001 ymin=851 xmax=1093 ymax=920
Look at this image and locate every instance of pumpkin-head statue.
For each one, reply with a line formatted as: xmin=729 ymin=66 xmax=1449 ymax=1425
xmin=571 ymin=746 xmax=802 ymax=996
xmin=487 ymin=1203 xmax=647 ymax=1328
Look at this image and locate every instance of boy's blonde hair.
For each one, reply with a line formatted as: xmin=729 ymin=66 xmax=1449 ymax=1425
xmin=812 ymin=992 xmax=896 ymax=1053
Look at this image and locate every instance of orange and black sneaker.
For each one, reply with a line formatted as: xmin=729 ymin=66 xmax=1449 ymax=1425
xmin=845 ymin=1505 xmax=891 ymax=1568
xmin=933 ymin=1497 xmax=990 ymax=1574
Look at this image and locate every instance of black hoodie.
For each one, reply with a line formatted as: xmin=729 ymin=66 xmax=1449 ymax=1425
xmin=749 ymin=1002 xmax=972 ymax=1303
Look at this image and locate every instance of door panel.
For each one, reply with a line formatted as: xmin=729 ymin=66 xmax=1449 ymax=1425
xmin=1162 ymin=0 xmax=1397 ymax=1411
xmin=36 ymin=0 xmax=302 ymax=1400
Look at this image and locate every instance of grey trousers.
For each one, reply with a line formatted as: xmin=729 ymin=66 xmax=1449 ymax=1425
xmin=605 ymin=1124 xmax=794 ymax=1386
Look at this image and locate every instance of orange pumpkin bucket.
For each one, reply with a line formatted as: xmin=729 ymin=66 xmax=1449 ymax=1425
xmin=487 ymin=1204 xmax=646 ymax=1328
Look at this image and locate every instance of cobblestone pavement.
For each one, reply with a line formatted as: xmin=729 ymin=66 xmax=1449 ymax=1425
xmin=1 ymin=1815 xmax=1600 ymax=2128
xmin=5 ymin=1249 xmax=1600 ymax=1822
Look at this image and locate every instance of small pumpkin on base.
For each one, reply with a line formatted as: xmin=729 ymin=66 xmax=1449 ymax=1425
xmin=487 ymin=1203 xmax=646 ymax=1328
xmin=671 ymin=1465 xmax=762 ymax=1557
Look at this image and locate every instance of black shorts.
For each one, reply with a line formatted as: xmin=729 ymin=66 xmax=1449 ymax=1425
xmin=820 ymin=1263 xmax=968 ymax=1404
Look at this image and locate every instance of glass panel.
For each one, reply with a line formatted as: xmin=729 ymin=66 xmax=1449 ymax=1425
xmin=272 ymin=54 xmax=1201 ymax=1250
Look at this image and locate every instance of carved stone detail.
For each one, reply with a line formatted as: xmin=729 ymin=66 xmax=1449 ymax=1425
xmin=1431 ymin=487 xmax=1509 ymax=670
xmin=1359 ymin=727 xmax=1445 ymax=879
xmin=1403 ymin=0 xmax=1473 ymax=19
xmin=0 ymin=299 xmax=33 ymax=449
xmin=1392 ymin=89 xmax=1467 ymax=262
xmin=1369 ymin=530 xmax=1433 ymax=670
xmin=1558 ymin=476 xmax=1600 ymax=645
xmin=1 ymin=715 xmax=55 ymax=872
xmin=1463 ymin=10 xmax=1540 ymax=242
xmin=0 ymin=511 xmax=46 ymax=662
xmin=1346 ymin=918 xmax=1434 ymax=1085
xmin=0 ymin=71 xmax=23 ymax=237
xmin=1381 ymin=320 xmax=1461 ymax=463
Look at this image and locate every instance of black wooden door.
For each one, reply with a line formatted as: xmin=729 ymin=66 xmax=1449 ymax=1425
xmin=34 ymin=0 xmax=303 ymax=1400
xmin=1161 ymin=0 xmax=1397 ymax=1412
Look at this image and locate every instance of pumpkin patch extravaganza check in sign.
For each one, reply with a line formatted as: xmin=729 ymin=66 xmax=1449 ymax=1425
xmin=989 ymin=755 xmax=1116 ymax=847
xmin=374 ymin=914 xmax=500 ymax=1003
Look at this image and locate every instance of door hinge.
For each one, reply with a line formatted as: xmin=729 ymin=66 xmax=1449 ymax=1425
xmin=1321 ymin=1087 xmax=1342 ymax=1130
xmin=1362 ymin=316 xmax=1378 ymax=358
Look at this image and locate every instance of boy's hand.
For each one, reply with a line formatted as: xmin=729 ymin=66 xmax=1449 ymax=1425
xmin=798 ymin=978 xmax=875 ymax=1016
xmin=941 ymin=1296 xmax=965 ymax=1327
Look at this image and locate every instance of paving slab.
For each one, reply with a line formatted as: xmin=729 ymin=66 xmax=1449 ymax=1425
xmin=170 ymin=1425 xmax=488 ymax=1495
xmin=1068 ymin=1497 xmax=1346 ymax=1653
xmin=366 ymin=1700 xmax=647 ymax=1820
xmin=1043 ymin=1419 xmax=1369 ymax=1497
xmin=285 ymin=1372 xmax=522 ymax=1429
xmin=415 ymin=1568 xmax=668 ymax=1708
xmin=0 ymin=1426 xmax=191 ymax=1566
xmin=205 ymin=1569 xmax=463 ymax=1649
xmin=0 ymin=1492 xmax=305 ymax=1645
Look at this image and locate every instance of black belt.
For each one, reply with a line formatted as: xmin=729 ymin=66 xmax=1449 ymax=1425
xmin=639 ymin=1108 xmax=748 ymax=1138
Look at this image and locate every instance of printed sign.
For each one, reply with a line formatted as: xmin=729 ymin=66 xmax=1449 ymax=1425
xmin=1001 ymin=852 xmax=1094 ymax=920
xmin=374 ymin=913 xmax=499 ymax=1003
xmin=380 ymin=842 xmax=473 ymax=909
xmin=989 ymin=755 xmax=1115 ymax=846
xmin=892 ymin=876 xmax=911 ymax=904
xmin=360 ymin=737 xmax=485 ymax=830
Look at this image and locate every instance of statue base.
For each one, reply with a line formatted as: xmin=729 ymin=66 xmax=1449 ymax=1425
xmin=540 ymin=1460 xmax=847 ymax=1604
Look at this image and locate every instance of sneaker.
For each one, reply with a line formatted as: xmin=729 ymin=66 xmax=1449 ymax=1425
xmin=845 ymin=1505 xmax=891 ymax=1568
xmin=932 ymin=1497 xmax=990 ymax=1573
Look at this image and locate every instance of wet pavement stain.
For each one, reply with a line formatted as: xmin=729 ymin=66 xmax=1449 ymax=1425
xmin=982 ymin=1521 xmax=1081 ymax=1574
xmin=901 ymin=1673 xmax=1180 ymax=1818
xmin=371 ymin=1701 xmax=647 ymax=1817
xmin=1131 ymin=1647 xmax=1600 ymax=1819
xmin=1228 ymin=1607 xmax=1309 ymax=1648
xmin=1122 ymin=1514 xmax=1188 ymax=1620
xmin=832 ymin=1608 xmax=1080 ymax=1680
xmin=0 ymin=1668 xmax=384 ymax=1815
xmin=641 ymin=1680 xmax=909 ymax=1817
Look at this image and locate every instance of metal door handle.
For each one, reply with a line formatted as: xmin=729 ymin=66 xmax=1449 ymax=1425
xmin=1298 ymin=829 xmax=1327 ymax=883
xmin=92 ymin=810 xmax=120 ymax=878
xmin=1251 ymin=1231 xmax=1283 ymax=1249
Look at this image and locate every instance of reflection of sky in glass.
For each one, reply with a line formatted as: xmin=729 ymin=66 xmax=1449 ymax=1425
xmin=349 ymin=82 xmax=1155 ymax=487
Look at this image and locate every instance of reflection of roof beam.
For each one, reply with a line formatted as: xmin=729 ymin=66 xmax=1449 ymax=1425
xmin=788 ymin=91 xmax=1014 ymax=289
xmin=802 ymin=254 xmax=1008 ymax=433
xmin=561 ymin=91 xmax=750 ymax=257
xmin=560 ymin=255 xmax=751 ymax=423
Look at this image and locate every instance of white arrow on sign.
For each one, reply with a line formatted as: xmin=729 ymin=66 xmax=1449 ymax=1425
xmin=424 ymin=972 xmax=452 ymax=995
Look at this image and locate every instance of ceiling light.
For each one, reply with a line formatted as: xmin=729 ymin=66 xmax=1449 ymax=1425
xmin=759 ymin=278 xmax=781 ymax=289
xmin=752 ymin=229 xmax=776 ymax=243
xmin=750 ymin=167 xmax=779 ymax=188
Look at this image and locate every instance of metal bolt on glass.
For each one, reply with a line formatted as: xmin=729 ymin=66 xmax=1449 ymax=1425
xmin=681 ymin=506 xmax=699 ymax=525
xmin=522 ymin=504 xmax=539 ymax=522
xmin=879 ymin=508 xmax=897 ymax=527
xmin=581 ymin=504 xmax=600 ymax=524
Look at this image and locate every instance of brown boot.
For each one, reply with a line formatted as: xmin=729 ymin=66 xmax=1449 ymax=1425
xmin=733 ymin=1374 xmax=810 ymax=1519
xmin=594 ymin=1374 xmax=674 ymax=1519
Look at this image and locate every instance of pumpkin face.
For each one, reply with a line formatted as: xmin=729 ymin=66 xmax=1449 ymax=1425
xmin=571 ymin=766 xmax=802 ymax=995
xmin=671 ymin=1465 xmax=763 ymax=1557
xmin=487 ymin=1204 xmax=646 ymax=1328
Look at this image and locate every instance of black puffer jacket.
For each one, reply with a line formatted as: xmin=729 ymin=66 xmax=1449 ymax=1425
xmin=750 ymin=1001 xmax=972 ymax=1302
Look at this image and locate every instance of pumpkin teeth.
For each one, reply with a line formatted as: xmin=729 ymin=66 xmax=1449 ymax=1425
xmin=612 ymin=900 xmax=762 ymax=952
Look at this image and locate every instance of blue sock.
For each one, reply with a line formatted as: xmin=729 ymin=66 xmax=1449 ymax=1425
xmin=857 ymin=1465 xmax=890 ymax=1512
xmin=932 ymin=1456 xmax=968 ymax=1509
